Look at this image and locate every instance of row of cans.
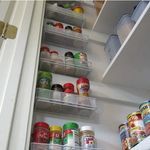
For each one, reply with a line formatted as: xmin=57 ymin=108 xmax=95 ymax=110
xmin=119 ymin=100 xmax=150 ymax=150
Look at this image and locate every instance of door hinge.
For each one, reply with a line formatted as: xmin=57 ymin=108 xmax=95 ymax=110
xmin=0 ymin=20 xmax=17 ymax=39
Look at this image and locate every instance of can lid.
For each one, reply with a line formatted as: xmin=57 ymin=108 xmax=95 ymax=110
xmin=63 ymin=83 xmax=74 ymax=89
xmin=127 ymin=111 xmax=141 ymax=120
xmin=50 ymin=50 xmax=59 ymax=54
xmin=139 ymin=100 xmax=150 ymax=109
xmin=34 ymin=122 xmax=49 ymax=129
xmin=80 ymin=126 xmax=93 ymax=132
xmin=41 ymin=47 xmax=50 ymax=53
xmin=77 ymin=77 xmax=89 ymax=84
xmin=50 ymin=125 xmax=62 ymax=132
xmin=63 ymin=122 xmax=79 ymax=131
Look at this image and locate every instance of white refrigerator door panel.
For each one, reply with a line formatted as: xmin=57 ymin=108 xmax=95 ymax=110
xmin=0 ymin=1 xmax=34 ymax=150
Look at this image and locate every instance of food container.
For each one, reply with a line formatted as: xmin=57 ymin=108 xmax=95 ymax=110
xmin=37 ymin=71 xmax=52 ymax=90
xmin=72 ymin=26 xmax=82 ymax=33
xmin=54 ymin=22 xmax=64 ymax=29
xmin=39 ymin=46 xmax=51 ymax=71
xmin=65 ymin=51 xmax=75 ymax=75
xmin=118 ymin=123 xmax=132 ymax=150
xmin=49 ymin=125 xmax=62 ymax=150
xmin=131 ymin=1 xmax=149 ymax=22
xmin=63 ymin=83 xmax=75 ymax=104
xmin=139 ymin=100 xmax=150 ymax=136
xmin=51 ymin=84 xmax=64 ymax=101
xmin=50 ymin=51 xmax=59 ymax=60
xmin=32 ymin=122 xmax=50 ymax=143
xmin=80 ymin=126 xmax=96 ymax=149
xmin=63 ymin=122 xmax=79 ymax=149
xmin=65 ymin=26 xmax=73 ymax=31
xmin=127 ymin=111 xmax=146 ymax=146
xmin=117 ymin=14 xmax=135 ymax=44
xmin=72 ymin=5 xmax=84 ymax=14
xmin=104 ymin=34 xmax=121 ymax=61
xmin=76 ymin=77 xmax=90 ymax=97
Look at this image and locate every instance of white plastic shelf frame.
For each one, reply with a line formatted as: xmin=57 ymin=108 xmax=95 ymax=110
xmin=39 ymin=57 xmax=92 ymax=77
xmin=45 ymin=3 xmax=84 ymax=27
xmin=35 ymin=89 xmax=96 ymax=117
xmin=42 ymin=19 xmax=88 ymax=51
xmin=31 ymin=142 xmax=103 ymax=150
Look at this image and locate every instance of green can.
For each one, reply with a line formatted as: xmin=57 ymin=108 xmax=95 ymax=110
xmin=63 ymin=122 xmax=79 ymax=149
xmin=37 ymin=71 xmax=52 ymax=89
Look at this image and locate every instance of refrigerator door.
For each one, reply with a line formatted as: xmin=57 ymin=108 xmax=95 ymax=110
xmin=0 ymin=1 xmax=35 ymax=150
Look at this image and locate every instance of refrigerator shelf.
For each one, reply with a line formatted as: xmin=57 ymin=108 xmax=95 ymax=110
xmin=45 ymin=3 xmax=84 ymax=27
xmin=31 ymin=142 xmax=103 ymax=150
xmin=39 ymin=57 xmax=92 ymax=77
xmin=35 ymin=89 xmax=96 ymax=117
xmin=42 ymin=19 xmax=88 ymax=51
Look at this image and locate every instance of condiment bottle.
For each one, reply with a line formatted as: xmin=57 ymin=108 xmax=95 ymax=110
xmin=51 ymin=84 xmax=64 ymax=100
xmin=76 ymin=77 xmax=90 ymax=96
xmin=32 ymin=122 xmax=50 ymax=143
xmin=80 ymin=126 xmax=96 ymax=149
xmin=65 ymin=51 xmax=75 ymax=75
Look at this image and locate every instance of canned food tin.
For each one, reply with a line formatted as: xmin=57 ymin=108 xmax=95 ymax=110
xmin=118 ymin=123 xmax=132 ymax=150
xmin=37 ymin=71 xmax=52 ymax=89
xmin=76 ymin=77 xmax=90 ymax=96
xmin=63 ymin=122 xmax=79 ymax=149
xmin=32 ymin=122 xmax=50 ymax=143
xmin=139 ymin=100 xmax=150 ymax=136
xmin=127 ymin=111 xmax=146 ymax=145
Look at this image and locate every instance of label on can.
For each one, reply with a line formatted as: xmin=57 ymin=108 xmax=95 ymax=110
xmin=63 ymin=129 xmax=79 ymax=147
xmin=77 ymin=83 xmax=89 ymax=96
xmin=50 ymin=133 xmax=62 ymax=145
xmin=81 ymin=135 xmax=96 ymax=148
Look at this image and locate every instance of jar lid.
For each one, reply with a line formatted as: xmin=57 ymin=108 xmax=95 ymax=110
xmin=72 ymin=5 xmax=84 ymax=13
xmin=64 ymin=88 xmax=74 ymax=93
xmin=34 ymin=122 xmax=49 ymax=129
xmin=80 ymin=126 xmax=93 ymax=132
xmin=50 ymin=51 xmax=59 ymax=54
xmin=65 ymin=26 xmax=73 ymax=31
xmin=64 ymin=83 xmax=74 ymax=89
xmin=139 ymin=100 xmax=150 ymax=110
xmin=77 ymin=77 xmax=89 ymax=84
xmin=127 ymin=111 xmax=141 ymax=120
xmin=65 ymin=51 xmax=74 ymax=58
xmin=74 ymin=52 xmax=80 ymax=59
xmin=51 ymin=84 xmax=64 ymax=91
xmin=40 ymin=47 xmax=50 ymax=53
xmin=38 ymin=71 xmax=52 ymax=78
xmin=63 ymin=122 xmax=79 ymax=131
xmin=50 ymin=125 xmax=62 ymax=132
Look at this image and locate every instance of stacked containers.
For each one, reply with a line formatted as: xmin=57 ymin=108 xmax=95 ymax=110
xmin=131 ymin=1 xmax=149 ymax=22
xmin=116 ymin=14 xmax=135 ymax=44
xmin=104 ymin=34 xmax=121 ymax=61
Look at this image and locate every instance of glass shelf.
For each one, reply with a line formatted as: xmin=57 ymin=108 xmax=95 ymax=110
xmin=35 ymin=89 xmax=96 ymax=117
xmin=45 ymin=3 xmax=84 ymax=27
xmin=42 ymin=19 xmax=88 ymax=51
xmin=39 ymin=57 xmax=92 ymax=77
xmin=31 ymin=142 xmax=103 ymax=150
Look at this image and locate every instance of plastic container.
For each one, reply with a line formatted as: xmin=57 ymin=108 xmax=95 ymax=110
xmin=80 ymin=126 xmax=96 ymax=149
xmin=76 ymin=77 xmax=90 ymax=96
xmin=117 ymin=14 xmax=135 ymax=44
xmin=131 ymin=1 xmax=149 ymax=22
xmin=127 ymin=111 xmax=146 ymax=146
xmin=118 ymin=123 xmax=132 ymax=150
xmin=49 ymin=125 xmax=62 ymax=148
xmin=104 ymin=34 xmax=121 ymax=61
xmin=63 ymin=122 xmax=79 ymax=149
xmin=32 ymin=122 xmax=50 ymax=143
xmin=51 ymin=84 xmax=64 ymax=101
xmin=139 ymin=100 xmax=150 ymax=136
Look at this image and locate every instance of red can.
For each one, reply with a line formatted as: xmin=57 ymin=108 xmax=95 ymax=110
xmin=32 ymin=122 xmax=50 ymax=143
xmin=63 ymin=83 xmax=74 ymax=93
xmin=127 ymin=111 xmax=146 ymax=146
xmin=76 ymin=77 xmax=90 ymax=96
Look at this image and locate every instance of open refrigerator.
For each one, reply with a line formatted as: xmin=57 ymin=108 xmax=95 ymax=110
xmin=1 ymin=1 xmax=150 ymax=150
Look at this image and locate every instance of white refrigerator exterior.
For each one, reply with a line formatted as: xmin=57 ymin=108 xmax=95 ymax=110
xmin=0 ymin=1 xmax=150 ymax=150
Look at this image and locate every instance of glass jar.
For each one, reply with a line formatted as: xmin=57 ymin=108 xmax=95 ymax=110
xmin=32 ymin=122 xmax=50 ymax=143
xmin=80 ymin=126 xmax=96 ymax=149
xmin=40 ymin=46 xmax=50 ymax=59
